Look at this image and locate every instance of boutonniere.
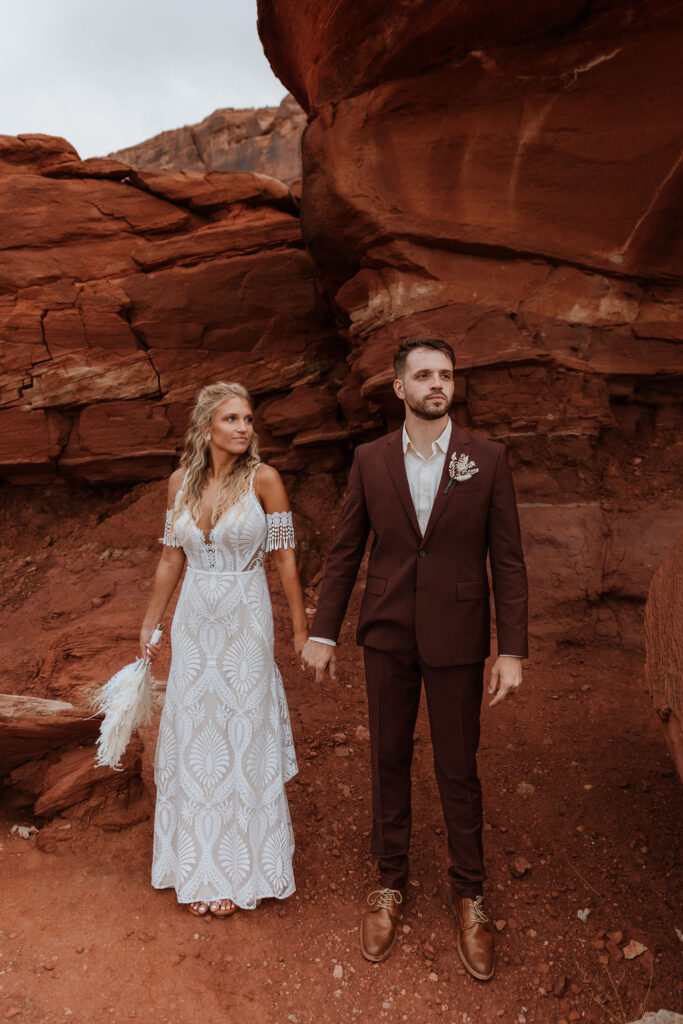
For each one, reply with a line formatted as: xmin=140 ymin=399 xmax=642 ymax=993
xmin=445 ymin=452 xmax=479 ymax=493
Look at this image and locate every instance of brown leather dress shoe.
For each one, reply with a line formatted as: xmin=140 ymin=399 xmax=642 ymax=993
xmin=449 ymin=888 xmax=496 ymax=981
xmin=360 ymin=887 xmax=404 ymax=962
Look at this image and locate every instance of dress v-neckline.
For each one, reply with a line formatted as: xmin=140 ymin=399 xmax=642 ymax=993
xmin=189 ymin=490 xmax=263 ymax=547
xmin=191 ymin=518 xmax=218 ymax=548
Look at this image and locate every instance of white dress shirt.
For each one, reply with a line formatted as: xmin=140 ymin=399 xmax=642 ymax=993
xmin=402 ymin=418 xmax=451 ymax=535
xmin=310 ymin=418 xmax=519 ymax=656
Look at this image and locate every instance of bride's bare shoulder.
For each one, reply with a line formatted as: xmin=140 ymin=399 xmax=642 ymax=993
xmin=254 ymin=462 xmax=281 ymax=486
xmin=167 ymin=466 xmax=187 ymax=506
xmin=254 ymin=463 xmax=288 ymax=509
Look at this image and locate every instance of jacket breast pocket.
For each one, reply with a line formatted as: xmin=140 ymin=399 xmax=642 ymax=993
xmin=456 ymin=580 xmax=489 ymax=601
xmin=365 ymin=576 xmax=387 ymax=597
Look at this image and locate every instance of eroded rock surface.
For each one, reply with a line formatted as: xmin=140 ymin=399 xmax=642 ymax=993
xmin=0 ymin=133 xmax=343 ymax=483
xmin=256 ymin=0 xmax=683 ymax=650
xmin=645 ymin=532 xmax=683 ymax=781
xmin=109 ymin=94 xmax=305 ymax=186
xmin=258 ymin=0 xmax=682 ymax=440
xmin=0 ymin=692 xmax=144 ymax=824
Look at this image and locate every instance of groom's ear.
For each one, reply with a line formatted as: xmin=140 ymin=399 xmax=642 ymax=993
xmin=393 ymin=376 xmax=405 ymax=400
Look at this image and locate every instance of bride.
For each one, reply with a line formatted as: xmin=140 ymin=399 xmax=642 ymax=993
xmin=139 ymin=381 xmax=308 ymax=917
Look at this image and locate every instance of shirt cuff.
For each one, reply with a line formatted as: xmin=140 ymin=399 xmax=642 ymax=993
xmin=499 ymin=654 xmax=523 ymax=658
xmin=309 ymin=636 xmax=337 ymax=647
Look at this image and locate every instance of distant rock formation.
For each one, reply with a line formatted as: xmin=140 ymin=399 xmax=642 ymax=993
xmin=108 ymin=94 xmax=305 ymax=186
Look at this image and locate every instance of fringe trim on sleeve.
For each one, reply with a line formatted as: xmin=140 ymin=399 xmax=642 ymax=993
xmin=265 ymin=510 xmax=296 ymax=552
xmin=159 ymin=508 xmax=183 ymax=547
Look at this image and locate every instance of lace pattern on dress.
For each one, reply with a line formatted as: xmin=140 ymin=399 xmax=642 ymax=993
xmin=265 ymin=510 xmax=295 ymax=552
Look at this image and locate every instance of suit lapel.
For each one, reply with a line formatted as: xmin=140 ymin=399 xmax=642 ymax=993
xmin=421 ymin=422 xmax=471 ymax=546
xmin=383 ymin=431 xmax=422 ymax=539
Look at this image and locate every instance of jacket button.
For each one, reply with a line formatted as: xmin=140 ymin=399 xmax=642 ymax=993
xmin=419 ymin=549 xmax=426 ymax=557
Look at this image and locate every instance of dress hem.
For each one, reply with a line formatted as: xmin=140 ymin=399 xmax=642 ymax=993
xmin=151 ymin=878 xmax=296 ymax=909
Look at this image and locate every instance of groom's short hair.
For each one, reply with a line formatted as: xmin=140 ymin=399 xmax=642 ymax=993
xmin=393 ymin=338 xmax=455 ymax=378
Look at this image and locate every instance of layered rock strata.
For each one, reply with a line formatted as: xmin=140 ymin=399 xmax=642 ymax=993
xmin=258 ymin=0 xmax=682 ymax=435
xmin=257 ymin=0 xmax=683 ymax=648
xmin=0 ymin=693 xmax=144 ymax=823
xmin=645 ymin=533 xmax=683 ymax=781
xmin=0 ymin=133 xmax=344 ymax=484
xmin=109 ymin=94 xmax=305 ymax=186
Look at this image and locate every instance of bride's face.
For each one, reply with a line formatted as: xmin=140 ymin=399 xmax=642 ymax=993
xmin=209 ymin=397 xmax=254 ymax=455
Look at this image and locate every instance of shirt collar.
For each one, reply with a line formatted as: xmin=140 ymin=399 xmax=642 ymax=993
xmin=402 ymin=417 xmax=452 ymax=458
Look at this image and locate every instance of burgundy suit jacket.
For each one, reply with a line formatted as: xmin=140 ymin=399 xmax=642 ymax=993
xmin=311 ymin=422 xmax=528 ymax=666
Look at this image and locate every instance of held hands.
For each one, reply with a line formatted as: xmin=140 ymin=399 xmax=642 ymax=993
xmin=300 ymin=638 xmax=337 ymax=682
xmin=294 ymin=631 xmax=308 ymax=657
xmin=488 ymin=655 xmax=523 ymax=707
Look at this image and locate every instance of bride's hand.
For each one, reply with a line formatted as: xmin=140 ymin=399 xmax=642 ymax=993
xmin=293 ymin=631 xmax=308 ymax=657
xmin=140 ymin=626 xmax=162 ymax=662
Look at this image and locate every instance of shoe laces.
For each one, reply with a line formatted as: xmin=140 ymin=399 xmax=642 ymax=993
xmin=471 ymin=895 xmax=490 ymax=925
xmin=367 ymin=888 xmax=403 ymax=910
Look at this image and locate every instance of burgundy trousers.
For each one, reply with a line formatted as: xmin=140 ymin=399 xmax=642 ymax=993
xmin=363 ymin=645 xmax=485 ymax=899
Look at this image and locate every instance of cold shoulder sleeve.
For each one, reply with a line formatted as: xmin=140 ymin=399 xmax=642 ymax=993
xmin=160 ymin=507 xmax=183 ymax=548
xmin=265 ymin=510 xmax=296 ymax=552
xmin=159 ymin=471 xmax=188 ymax=548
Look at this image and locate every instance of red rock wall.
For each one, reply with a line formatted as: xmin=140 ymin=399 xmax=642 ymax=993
xmin=2 ymin=0 xmax=682 ymax=663
xmin=645 ymin=532 xmax=683 ymax=780
xmin=257 ymin=0 xmax=683 ymax=648
xmin=0 ymin=133 xmax=345 ymax=485
xmin=108 ymin=95 xmax=305 ymax=186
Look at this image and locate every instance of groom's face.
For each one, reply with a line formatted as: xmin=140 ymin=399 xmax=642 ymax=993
xmin=394 ymin=348 xmax=455 ymax=420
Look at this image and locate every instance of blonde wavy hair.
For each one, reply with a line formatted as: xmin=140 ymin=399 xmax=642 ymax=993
xmin=174 ymin=381 xmax=260 ymax=529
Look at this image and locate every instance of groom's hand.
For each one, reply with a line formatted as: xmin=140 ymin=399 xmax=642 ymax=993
xmin=488 ymin=655 xmax=523 ymax=707
xmin=301 ymin=639 xmax=337 ymax=683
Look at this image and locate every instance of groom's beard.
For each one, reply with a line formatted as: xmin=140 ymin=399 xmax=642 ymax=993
xmin=405 ymin=393 xmax=452 ymax=420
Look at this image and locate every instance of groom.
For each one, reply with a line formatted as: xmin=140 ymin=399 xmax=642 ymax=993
xmin=301 ymin=338 xmax=528 ymax=980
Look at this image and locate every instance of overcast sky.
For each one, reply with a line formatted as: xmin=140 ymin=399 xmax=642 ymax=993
xmin=0 ymin=0 xmax=288 ymax=159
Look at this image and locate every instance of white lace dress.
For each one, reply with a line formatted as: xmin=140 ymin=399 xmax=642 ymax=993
xmin=151 ymin=468 xmax=298 ymax=908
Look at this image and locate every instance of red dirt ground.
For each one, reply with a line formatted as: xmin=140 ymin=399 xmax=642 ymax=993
xmin=1 ymin=485 xmax=681 ymax=1024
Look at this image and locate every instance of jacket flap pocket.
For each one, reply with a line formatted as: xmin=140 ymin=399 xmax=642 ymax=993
xmin=365 ymin=575 xmax=387 ymax=597
xmin=456 ymin=580 xmax=489 ymax=601
xmin=449 ymin=482 xmax=483 ymax=497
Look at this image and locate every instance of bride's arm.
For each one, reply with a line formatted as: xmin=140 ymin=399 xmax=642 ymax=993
xmin=139 ymin=470 xmax=187 ymax=659
xmin=256 ymin=464 xmax=309 ymax=655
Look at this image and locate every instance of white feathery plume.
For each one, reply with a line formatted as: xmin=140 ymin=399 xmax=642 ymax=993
xmin=91 ymin=624 xmax=164 ymax=770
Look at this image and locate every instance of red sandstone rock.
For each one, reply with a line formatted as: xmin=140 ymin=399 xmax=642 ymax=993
xmin=0 ymin=133 xmax=78 ymax=173
xmin=33 ymin=742 xmax=143 ymax=818
xmin=258 ymin=0 xmax=683 ymax=444
xmin=109 ymin=95 xmax=305 ymax=186
xmin=604 ymin=507 xmax=683 ymax=602
xmin=256 ymin=0 xmax=683 ymax=657
xmin=0 ymin=136 xmax=340 ymax=482
xmin=0 ymin=693 xmax=101 ymax=777
xmin=645 ymin=533 xmax=683 ymax=781
xmin=259 ymin=386 xmax=338 ymax=437
xmin=518 ymin=503 xmax=606 ymax=644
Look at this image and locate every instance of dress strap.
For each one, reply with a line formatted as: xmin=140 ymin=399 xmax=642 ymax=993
xmin=250 ymin=463 xmax=262 ymax=492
